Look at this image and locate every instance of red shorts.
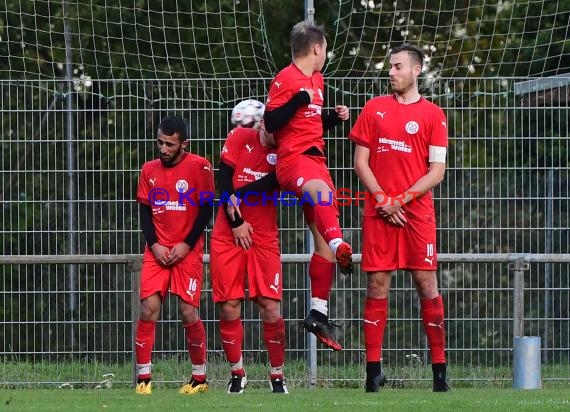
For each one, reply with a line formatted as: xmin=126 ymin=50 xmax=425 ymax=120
xmin=361 ymin=214 xmax=438 ymax=272
xmin=210 ymin=236 xmax=282 ymax=302
xmin=276 ymin=155 xmax=339 ymax=225
xmin=139 ymin=246 xmax=204 ymax=307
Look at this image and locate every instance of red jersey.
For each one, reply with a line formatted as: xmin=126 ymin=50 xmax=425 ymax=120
xmin=136 ymin=152 xmax=214 ymax=249
xmin=266 ymin=63 xmax=325 ymax=160
xmin=349 ymin=95 xmax=448 ymax=218
xmin=212 ymin=127 xmax=278 ymax=244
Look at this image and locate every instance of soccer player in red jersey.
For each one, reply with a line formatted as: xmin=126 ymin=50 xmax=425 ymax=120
xmin=210 ymin=101 xmax=287 ymax=394
xmin=264 ymin=20 xmax=351 ymax=351
xmin=349 ymin=44 xmax=450 ymax=392
xmin=134 ymin=115 xmax=214 ymax=395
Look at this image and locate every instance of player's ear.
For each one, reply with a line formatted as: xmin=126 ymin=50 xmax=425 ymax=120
xmin=181 ymin=139 xmax=190 ymax=150
xmin=313 ymin=42 xmax=321 ymax=55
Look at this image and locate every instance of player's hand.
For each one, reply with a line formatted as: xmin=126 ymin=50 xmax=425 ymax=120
xmin=226 ymin=194 xmax=242 ymax=221
xmin=335 ymin=105 xmax=350 ymax=121
xmin=166 ymin=242 xmax=191 ymax=265
xmin=232 ymin=221 xmax=254 ymax=250
xmin=151 ymin=243 xmax=172 ymax=266
xmin=376 ymin=197 xmax=408 ymax=226
xmin=386 ymin=209 xmax=407 ymax=226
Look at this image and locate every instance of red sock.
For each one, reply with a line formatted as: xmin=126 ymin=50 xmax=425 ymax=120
xmin=263 ymin=318 xmax=285 ymax=377
xmin=421 ymin=295 xmax=446 ymax=364
xmin=135 ymin=319 xmax=156 ymax=380
xmin=313 ymin=203 xmax=342 ymax=244
xmin=309 ymin=253 xmax=335 ymax=300
xmin=184 ymin=319 xmax=207 ymax=376
xmin=363 ymin=297 xmax=388 ymax=362
xmin=219 ymin=318 xmax=243 ymax=365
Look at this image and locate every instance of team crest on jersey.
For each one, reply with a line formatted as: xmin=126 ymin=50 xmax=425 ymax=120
xmin=405 ymin=121 xmax=419 ymax=134
xmin=175 ymin=179 xmax=189 ymax=193
xmin=266 ymin=153 xmax=277 ymax=165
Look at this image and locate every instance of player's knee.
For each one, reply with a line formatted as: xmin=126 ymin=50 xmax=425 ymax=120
xmin=219 ymin=300 xmax=241 ymax=320
xmin=258 ymin=300 xmax=281 ymax=322
xmin=179 ymin=302 xmax=200 ymax=324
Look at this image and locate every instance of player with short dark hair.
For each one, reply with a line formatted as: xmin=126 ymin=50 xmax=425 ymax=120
xmin=134 ymin=115 xmax=214 ymax=395
xmin=210 ymin=102 xmax=287 ymax=394
xmin=264 ymin=20 xmax=352 ymax=351
xmin=349 ymin=44 xmax=450 ymax=392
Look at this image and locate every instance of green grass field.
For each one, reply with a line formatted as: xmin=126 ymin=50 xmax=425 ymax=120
xmin=1 ymin=387 xmax=569 ymax=412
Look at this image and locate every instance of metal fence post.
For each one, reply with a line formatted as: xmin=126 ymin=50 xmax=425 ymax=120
xmin=510 ymin=256 xmax=530 ymax=339
xmin=128 ymin=256 xmax=143 ymax=387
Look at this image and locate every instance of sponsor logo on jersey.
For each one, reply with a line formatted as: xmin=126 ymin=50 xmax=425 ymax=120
xmin=242 ymin=167 xmax=268 ymax=181
xmin=378 ymin=137 xmax=412 ymax=153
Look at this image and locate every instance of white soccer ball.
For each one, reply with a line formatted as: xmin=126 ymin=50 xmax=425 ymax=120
xmin=231 ymin=99 xmax=265 ymax=129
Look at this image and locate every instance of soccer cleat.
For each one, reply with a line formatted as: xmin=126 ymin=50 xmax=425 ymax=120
xmin=135 ymin=381 xmax=152 ymax=395
xmin=365 ymin=370 xmax=387 ymax=393
xmin=432 ymin=363 xmax=450 ymax=392
xmin=303 ymin=312 xmax=343 ymax=351
xmin=335 ymin=242 xmax=353 ymax=275
xmin=227 ymin=373 xmax=248 ymax=394
xmin=179 ymin=377 xmax=209 ymax=394
xmin=270 ymin=377 xmax=289 ymax=394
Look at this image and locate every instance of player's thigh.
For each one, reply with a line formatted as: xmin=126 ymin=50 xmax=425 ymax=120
xmin=276 ymin=156 xmax=334 ymax=197
xmin=210 ymin=236 xmax=248 ymax=302
xmin=140 ymin=249 xmax=170 ymax=300
xmin=247 ymin=243 xmax=283 ymax=301
xmin=402 ymin=217 xmax=438 ymax=270
xmin=361 ymin=215 xmax=399 ymax=272
xmin=170 ymin=250 xmax=205 ymax=307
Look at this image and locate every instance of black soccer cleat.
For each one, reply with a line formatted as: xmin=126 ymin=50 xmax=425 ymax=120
xmin=365 ymin=362 xmax=387 ymax=392
xmin=270 ymin=377 xmax=289 ymax=394
xmin=432 ymin=363 xmax=450 ymax=392
xmin=303 ymin=311 xmax=343 ymax=351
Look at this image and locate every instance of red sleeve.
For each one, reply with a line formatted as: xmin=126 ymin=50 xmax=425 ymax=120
xmin=429 ymin=105 xmax=448 ymax=148
xmin=349 ymin=101 xmax=373 ymax=148
xmin=266 ymin=69 xmax=295 ymax=110
xmin=220 ymin=128 xmax=242 ymax=168
xmin=136 ymin=164 xmax=150 ymax=205
xmin=195 ymin=158 xmax=215 ymax=195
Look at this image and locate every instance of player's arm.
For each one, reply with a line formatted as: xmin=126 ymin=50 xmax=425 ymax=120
xmin=380 ymin=148 xmax=446 ymax=226
xmin=139 ymin=204 xmax=172 ymax=263
xmin=322 ymin=106 xmax=350 ymax=131
xmin=183 ymin=200 xmax=214 ymax=249
xmin=218 ymin=160 xmax=255 ymax=249
xmin=137 ymin=167 xmax=171 ymax=263
xmin=402 ymin=154 xmax=446 ymax=203
xmin=353 ymin=144 xmax=386 ymax=204
xmin=218 ymin=161 xmax=245 ymax=228
xmin=264 ymin=91 xmax=311 ymax=133
xmin=139 ymin=203 xmax=158 ymax=247
xmin=234 ymin=172 xmax=278 ymax=198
